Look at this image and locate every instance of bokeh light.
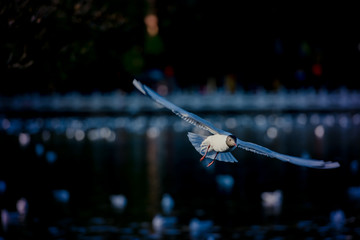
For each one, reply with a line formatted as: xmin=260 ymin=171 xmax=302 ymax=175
xmin=18 ymin=133 xmax=30 ymax=147
xmin=144 ymin=13 xmax=159 ymax=37
xmin=314 ymin=125 xmax=325 ymax=138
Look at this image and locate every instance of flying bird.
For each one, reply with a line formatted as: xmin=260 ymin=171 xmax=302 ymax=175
xmin=133 ymin=79 xmax=340 ymax=169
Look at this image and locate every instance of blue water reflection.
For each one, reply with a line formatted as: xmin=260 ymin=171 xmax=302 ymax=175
xmin=0 ymin=111 xmax=359 ymax=239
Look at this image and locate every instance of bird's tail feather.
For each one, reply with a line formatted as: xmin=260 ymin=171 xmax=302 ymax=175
xmin=187 ymin=132 xmax=207 ymax=154
xmin=187 ymin=132 xmax=238 ymax=163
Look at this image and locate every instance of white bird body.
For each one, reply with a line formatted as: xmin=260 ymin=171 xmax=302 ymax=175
xmin=201 ymin=135 xmax=235 ymax=153
xmin=133 ymin=79 xmax=340 ymax=169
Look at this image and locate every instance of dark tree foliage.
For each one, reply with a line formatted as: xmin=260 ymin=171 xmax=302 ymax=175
xmin=1 ymin=0 xmax=147 ymax=95
xmin=1 ymin=1 xmax=360 ymax=95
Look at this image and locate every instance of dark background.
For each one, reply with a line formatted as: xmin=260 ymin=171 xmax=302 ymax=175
xmin=2 ymin=1 xmax=360 ymax=95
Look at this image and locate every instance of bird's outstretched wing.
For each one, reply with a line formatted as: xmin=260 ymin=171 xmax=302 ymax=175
xmin=133 ymin=79 xmax=229 ymax=135
xmin=236 ymin=138 xmax=340 ymax=169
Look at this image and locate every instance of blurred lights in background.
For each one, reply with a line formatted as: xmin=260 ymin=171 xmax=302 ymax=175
xmin=35 ymin=143 xmax=45 ymax=156
xmin=0 ymin=90 xmax=360 ymax=239
xmin=216 ymin=174 xmax=234 ymax=194
xmin=46 ymin=151 xmax=57 ymax=164
xmin=18 ymin=133 xmax=30 ymax=147
xmin=87 ymin=127 xmax=116 ymax=142
xmin=161 ymin=194 xmax=174 ymax=215
xmin=312 ymin=63 xmax=323 ymax=77
xmin=109 ymin=194 xmax=127 ymax=213
xmin=53 ymin=189 xmax=70 ymax=204
xmin=144 ymin=14 xmax=159 ymax=37
xmin=261 ymin=190 xmax=283 ymax=219
xmin=2 ymin=119 xmax=10 ymax=131
xmin=329 ymin=209 xmax=346 ymax=231
xmin=0 ymin=108 xmax=359 ymax=238
xmin=0 ymin=181 xmax=6 ymax=194
xmin=266 ymin=126 xmax=278 ymax=140
xmin=314 ymin=125 xmax=325 ymax=138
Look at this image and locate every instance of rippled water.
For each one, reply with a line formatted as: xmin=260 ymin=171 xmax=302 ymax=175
xmin=1 ymin=112 xmax=360 ymax=239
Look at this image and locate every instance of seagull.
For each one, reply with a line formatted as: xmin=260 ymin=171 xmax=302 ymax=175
xmin=133 ymin=79 xmax=340 ymax=169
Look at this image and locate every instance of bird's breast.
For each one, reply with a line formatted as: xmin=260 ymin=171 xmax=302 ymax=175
xmin=203 ymin=135 xmax=231 ymax=152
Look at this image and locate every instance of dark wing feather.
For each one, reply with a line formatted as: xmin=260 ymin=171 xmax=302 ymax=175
xmin=133 ymin=79 xmax=229 ymax=135
xmin=236 ymin=138 xmax=340 ymax=169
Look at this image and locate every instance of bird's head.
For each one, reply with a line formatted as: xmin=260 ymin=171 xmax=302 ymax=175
xmin=226 ymin=135 xmax=237 ymax=148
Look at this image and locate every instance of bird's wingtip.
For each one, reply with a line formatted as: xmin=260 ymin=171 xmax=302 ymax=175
xmin=312 ymin=161 xmax=340 ymax=169
xmin=324 ymin=161 xmax=341 ymax=169
xmin=132 ymin=79 xmax=139 ymax=84
xmin=133 ymin=79 xmax=146 ymax=95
